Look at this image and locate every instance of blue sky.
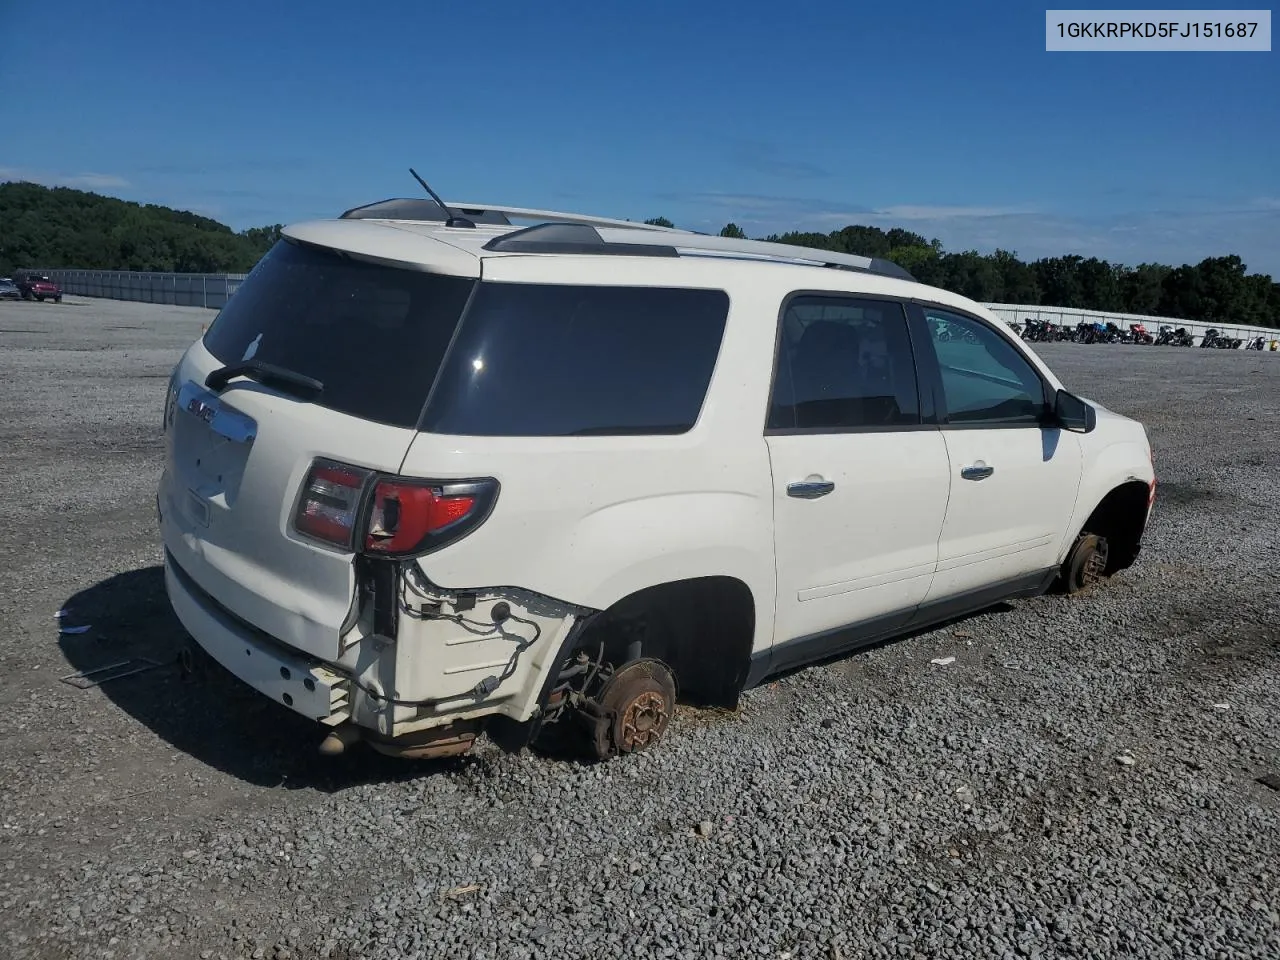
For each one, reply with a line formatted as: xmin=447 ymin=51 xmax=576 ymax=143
xmin=3 ymin=0 xmax=1277 ymax=273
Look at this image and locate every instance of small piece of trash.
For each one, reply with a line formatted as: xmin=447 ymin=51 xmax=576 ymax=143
xmin=1212 ymin=703 xmax=1231 ymax=711
xmin=931 ymin=656 xmax=956 ymax=666
xmin=58 ymin=625 xmax=91 ymax=635
xmin=54 ymin=608 xmax=70 ymax=620
xmin=441 ymin=883 xmax=482 ymax=899
xmin=1116 ymin=754 xmax=1137 ymax=767
xmin=953 ymin=631 xmax=973 ymax=639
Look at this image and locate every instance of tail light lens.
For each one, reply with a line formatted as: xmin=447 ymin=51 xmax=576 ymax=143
xmin=294 ymin=460 xmax=374 ymax=549
xmin=293 ymin=459 xmax=497 ymax=557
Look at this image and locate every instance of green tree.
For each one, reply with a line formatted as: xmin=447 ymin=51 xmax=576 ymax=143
xmin=1118 ymin=263 xmax=1170 ymax=315
xmin=990 ymin=249 xmax=1041 ymax=303
xmin=1032 ymin=256 xmax=1086 ymax=308
xmin=719 ymin=222 xmax=747 ymax=239
xmin=1076 ymin=257 xmax=1121 ymax=311
xmin=643 ymin=216 xmax=674 ymax=228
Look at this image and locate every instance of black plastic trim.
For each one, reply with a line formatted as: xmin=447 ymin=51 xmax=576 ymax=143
xmin=482 ymin=222 xmax=679 ymax=258
xmin=489 ymin=240 xmax=680 ymax=257
xmin=744 ymin=567 xmax=1058 ymax=689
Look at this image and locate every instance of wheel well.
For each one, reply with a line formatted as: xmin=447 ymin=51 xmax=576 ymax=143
xmin=573 ymin=577 xmax=756 ymax=709
xmin=1080 ymin=481 xmax=1150 ymax=574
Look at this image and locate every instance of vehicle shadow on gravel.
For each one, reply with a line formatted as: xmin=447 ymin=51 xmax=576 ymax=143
xmin=59 ymin=566 xmax=475 ymax=793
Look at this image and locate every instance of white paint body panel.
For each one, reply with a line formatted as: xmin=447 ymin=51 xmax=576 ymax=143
xmin=766 ymin=432 xmax=950 ymax=641
xmin=925 ymin=428 xmax=1084 ymax=601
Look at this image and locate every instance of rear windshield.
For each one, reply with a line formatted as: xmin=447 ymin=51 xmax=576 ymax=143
xmin=420 ymin=282 xmax=730 ymax=436
xmin=202 ymin=240 xmax=474 ymax=428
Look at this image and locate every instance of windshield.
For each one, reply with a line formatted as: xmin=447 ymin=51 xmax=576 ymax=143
xmin=201 ymin=239 xmax=475 ymax=428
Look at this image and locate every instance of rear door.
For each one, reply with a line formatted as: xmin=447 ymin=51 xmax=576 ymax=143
xmin=160 ymin=239 xmax=476 ymax=660
xmin=914 ymin=305 xmax=1083 ymax=602
xmin=765 ymin=295 xmax=950 ymax=662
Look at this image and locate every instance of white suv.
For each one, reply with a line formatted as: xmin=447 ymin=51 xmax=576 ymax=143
xmin=158 ymin=197 xmax=1156 ymax=761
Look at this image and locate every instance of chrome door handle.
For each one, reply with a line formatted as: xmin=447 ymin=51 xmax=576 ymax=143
xmin=787 ymin=478 xmax=835 ymax=499
xmin=961 ymin=462 xmax=994 ymax=481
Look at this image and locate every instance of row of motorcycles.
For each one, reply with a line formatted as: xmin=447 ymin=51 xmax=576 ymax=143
xmin=1010 ymin=319 xmax=1270 ymax=351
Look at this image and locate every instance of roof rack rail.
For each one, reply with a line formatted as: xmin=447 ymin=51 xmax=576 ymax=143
xmin=483 ymin=223 xmax=679 ymax=257
xmin=340 ymin=198 xmax=514 ymax=225
xmin=340 ymin=198 xmax=915 ymax=281
xmin=444 ymin=203 xmax=693 ymax=234
xmin=484 ymin=220 xmax=915 ymax=281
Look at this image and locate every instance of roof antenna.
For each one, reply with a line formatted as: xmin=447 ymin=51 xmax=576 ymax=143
xmin=408 ymin=168 xmax=475 ymax=228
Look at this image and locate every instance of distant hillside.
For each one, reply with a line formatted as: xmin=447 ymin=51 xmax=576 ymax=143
xmin=0 ymin=181 xmax=280 ymax=274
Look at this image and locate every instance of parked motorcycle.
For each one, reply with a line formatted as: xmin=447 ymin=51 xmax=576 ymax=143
xmin=1129 ymin=323 xmax=1154 ymax=345
xmin=1246 ymin=336 xmax=1266 ymax=351
xmin=1203 ymin=328 xmax=1244 ymax=349
xmin=1021 ymin=320 xmax=1058 ymax=342
xmin=1156 ymin=325 xmax=1194 ymax=346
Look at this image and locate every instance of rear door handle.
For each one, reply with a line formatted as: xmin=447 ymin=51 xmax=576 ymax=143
xmin=787 ymin=478 xmax=835 ymax=499
xmin=961 ymin=462 xmax=994 ymax=481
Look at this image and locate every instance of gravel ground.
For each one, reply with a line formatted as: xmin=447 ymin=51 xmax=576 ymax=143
xmin=1 ymin=297 xmax=1277 ymax=960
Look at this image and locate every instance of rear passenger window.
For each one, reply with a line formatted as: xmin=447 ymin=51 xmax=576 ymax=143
xmin=420 ymin=282 xmax=729 ymax=436
xmin=767 ymin=296 xmax=920 ymax=431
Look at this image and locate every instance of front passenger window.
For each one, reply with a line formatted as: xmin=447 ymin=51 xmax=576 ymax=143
xmin=923 ymin=309 xmax=1047 ymax=425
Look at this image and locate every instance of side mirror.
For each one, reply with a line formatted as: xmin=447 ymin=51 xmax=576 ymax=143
xmin=1054 ymin=389 xmax=1096 ymax=433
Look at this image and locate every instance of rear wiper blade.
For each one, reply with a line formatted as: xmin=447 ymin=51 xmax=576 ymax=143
xmin=205 ymin=361 xmax=324 ymax=399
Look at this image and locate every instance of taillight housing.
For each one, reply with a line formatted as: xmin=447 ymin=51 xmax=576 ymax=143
xmin=292 ymin=459 xmax=498 ymax=558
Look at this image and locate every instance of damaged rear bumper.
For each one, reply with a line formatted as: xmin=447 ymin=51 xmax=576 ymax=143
xmin=164 ymin=550 xmax=352 ymax=725
xmin=163 ymin=549 xmax=588 ymax=742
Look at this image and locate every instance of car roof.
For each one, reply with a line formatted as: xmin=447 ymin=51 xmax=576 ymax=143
xmin=279 ymin=200 xmax=996 ymax=320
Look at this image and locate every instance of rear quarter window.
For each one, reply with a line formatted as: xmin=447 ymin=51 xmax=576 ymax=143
xmin=420 ymin=282 xmax=730 ymax=436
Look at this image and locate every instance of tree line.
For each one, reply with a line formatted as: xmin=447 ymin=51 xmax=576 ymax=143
xmin=1 ymin=181 xmax=1274 ymax=328
xmin=0 ymin=181 xmax=280 ymax=274
xmin=645 ymin=217 xmax=1280 ymax=328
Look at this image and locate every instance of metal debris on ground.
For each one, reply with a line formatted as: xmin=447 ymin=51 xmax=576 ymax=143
xmin=60 ymin=658 xmax=161 ymax=690
xmin=1213 ymin=702 xmax=1231 ymax=711
xmin=930 ymin=656 xmax=956 ymax=666
xmin=1116 ymin=754 xmax=1137 ymax=767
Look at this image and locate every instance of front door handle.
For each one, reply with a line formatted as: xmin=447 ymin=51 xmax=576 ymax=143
xmin=961 ymin=462 xmax=994 ymax=481
xmin=787 ymin=477 xmax=835 ymax=499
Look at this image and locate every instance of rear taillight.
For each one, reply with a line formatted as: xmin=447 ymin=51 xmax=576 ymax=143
xmin=293 ymin=460 xmax=497 ymax=557
xmin=294 ymin=460 xmax=374 ymax=549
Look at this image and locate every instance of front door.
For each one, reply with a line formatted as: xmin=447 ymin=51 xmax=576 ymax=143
xmin=765 ymin=295 xmax=951 ymax=663
xmin=916 ymin=306 xmax=1083 ymax=602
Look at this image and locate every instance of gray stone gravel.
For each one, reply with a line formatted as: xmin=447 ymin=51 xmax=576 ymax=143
xmin=1 ymin=297 xmax=1277 ymax=960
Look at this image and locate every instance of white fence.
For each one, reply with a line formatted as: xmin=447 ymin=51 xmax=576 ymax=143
xmin=984 ymin=303 xmax=1278 ymax=346
xmin=26 ymin=268 xmax=1280 ymax=347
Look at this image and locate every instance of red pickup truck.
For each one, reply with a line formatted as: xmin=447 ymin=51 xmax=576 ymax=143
xmin=15 ymin=272 xmax=62 ymax=302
